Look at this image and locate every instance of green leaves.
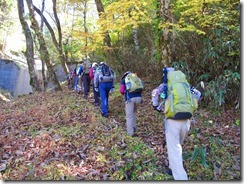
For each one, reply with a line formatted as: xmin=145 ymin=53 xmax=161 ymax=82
xmin=190 ymin=146 xmax=208 ymax=168
xmin=234 ymin=119 xmax=240 ymax=126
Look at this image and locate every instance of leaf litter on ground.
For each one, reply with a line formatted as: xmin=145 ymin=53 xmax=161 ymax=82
xmin=0 ymin=83 xmax=240 ymax=180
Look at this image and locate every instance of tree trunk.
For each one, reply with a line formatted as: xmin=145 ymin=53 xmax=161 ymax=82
xmin=40 ymin=0 xmax=45 ymax=32
xmin=25 ymin=0 xmax=61 ymax=91
xmin=40 ymin=0 xmax=48 ymax=91
xmin=17 ymin=0 xmax=41 ymax=92
xmin=94 ymin=0 xmax=111 ymax=47
xmin=159 ymin=0 xmax=175 ymax=67
xmin=33 ymin=5 xmax=69 ymax=76
xmin=132 ymin=28 xmax=140 ymax=51
xmin=82 ymin=0 xmax=89 ymax=58
xmin=52 ymin=0 xmax=69 ymax=75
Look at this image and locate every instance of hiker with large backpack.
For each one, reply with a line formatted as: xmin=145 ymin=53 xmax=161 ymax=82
xmin=151 ymin=67 xmax=202 ymax=180
xmin=120 ymin=71 xmax=144 ymax=136
xmin=82 ymin=58 xmax=91 ymax=99
xmin=89 ymin=62 xmax=100 ymax=106
xmin=94 ymin=62 xmax=115 ymax=117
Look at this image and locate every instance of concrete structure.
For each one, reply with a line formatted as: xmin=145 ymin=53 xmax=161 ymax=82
xmin=0 ymin=59 xmax=32 ymax=97
xmin=0 ymin=58 xmax=76 ymax=98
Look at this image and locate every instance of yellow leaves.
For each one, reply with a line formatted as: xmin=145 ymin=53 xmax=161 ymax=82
xmin=72 ymin=30 xmax=93 ymax=38
xmin=97 ymin=0 xmax=152 ymax=33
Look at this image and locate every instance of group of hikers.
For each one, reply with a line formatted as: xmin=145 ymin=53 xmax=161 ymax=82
xmin=66 ymin=58 xmax=202 ymax=180
xmin=67 ymin=59 xmax=114 ymax=117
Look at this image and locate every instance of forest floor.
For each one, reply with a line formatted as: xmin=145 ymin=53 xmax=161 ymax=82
xmin=0 ymin=81 xmax=241 ymax=180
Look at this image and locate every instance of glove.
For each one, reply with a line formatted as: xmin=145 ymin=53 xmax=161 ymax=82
xmin=153 ymin=105 xmax=162 ymax=112
xmin=95 ymin=87 xmax=98 ymax=92
xmin=110 ymin=87 xmax=115 ymax=94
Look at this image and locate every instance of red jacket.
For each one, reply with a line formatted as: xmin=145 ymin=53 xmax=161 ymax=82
xmin=89 ymin=67 xmax=94 ymax=80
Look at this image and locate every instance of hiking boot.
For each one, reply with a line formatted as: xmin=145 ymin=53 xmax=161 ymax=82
xmin=102 ymin=113 xmax=108 ymax=118
xmin=99 ymin=108 xmax=108 ymax=117
xmin=133 ymin=127 xmax=137 ymax=132
xmin=165 ymin=168 xmax=173 ymax=176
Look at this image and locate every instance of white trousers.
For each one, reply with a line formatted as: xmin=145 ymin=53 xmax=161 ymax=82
xmin=165 ymin=118 xmax=190 ymax=180
xmin=125 ymin=97 xmax=142 ymax=136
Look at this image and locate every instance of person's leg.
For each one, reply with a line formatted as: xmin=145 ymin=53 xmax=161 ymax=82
xmin=165 ymin=119 xmax=188 ymax=180
xmin=99 ymin=83 xmax=107 ymax=117
xmin=93 ymin=85 xmax=100 ymax=105
xmin=83 ymin=74 xmax=89 ymax=97
xmin=87 ymin=77 xmax=91 ymax=93
xmin=80 ymin=75 xmax=84 ymax=93
xmin=105 ymin=82 xmax=112 ymax=113
xmin=125 ymin=99 xmax=135 ymax=136
xmin=74 ymin=76 xmax=78 ymax=91
xmin=131 ymin=97 xmax=142 ymax=131
xmin=180 ymin=119 xmax=190 ymax=144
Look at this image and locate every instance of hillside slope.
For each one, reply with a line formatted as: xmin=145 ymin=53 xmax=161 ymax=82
xmin=0 ymin=83 xmax=240 ymax=180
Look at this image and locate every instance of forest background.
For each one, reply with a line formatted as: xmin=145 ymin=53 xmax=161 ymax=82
xmin=0 ymin=0 xmax=241 ymax=181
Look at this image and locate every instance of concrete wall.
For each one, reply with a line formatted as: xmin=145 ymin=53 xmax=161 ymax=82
xmin=0 ymin=60 xmax=18 ymax=93
xmin=0 ymin=59 xmax=33 ymax=97
xmin=14 ymin=67 xmax=33 ymax=97
xmin=0 ymin=59 xmax=76 ymax=97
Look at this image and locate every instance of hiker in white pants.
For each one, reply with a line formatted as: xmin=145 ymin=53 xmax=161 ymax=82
xmin=151 ymin=67 xmax=202 ymax=180
xmin=165 ymin=118 xmax=190 ymax=180
xmin=152 ymin=84 xmax=201 ymax=180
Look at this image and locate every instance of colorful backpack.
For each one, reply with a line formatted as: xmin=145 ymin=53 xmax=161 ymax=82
xmin=98 ymin=63 xmax=114 ymax=82
xmin=164 ymin=70 xmax=198 ymax=119
xmin=125 ymin=73 xmax=144 ymax=93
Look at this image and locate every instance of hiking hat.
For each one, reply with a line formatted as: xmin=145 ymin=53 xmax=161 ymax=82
xmin=92 ymin=62 xmax=98 ymax=68
xmin=121 ymin=71 xmax=131 ymax=80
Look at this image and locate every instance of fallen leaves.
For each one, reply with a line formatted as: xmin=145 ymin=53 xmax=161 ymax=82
xmin=0 ymin=84 xmax=240 ymax=180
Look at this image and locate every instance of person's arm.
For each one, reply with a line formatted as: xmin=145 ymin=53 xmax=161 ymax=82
xmin=120 ymin=79 xmax=126 ymax=95
xmin=111 ymin=69 xmax=115 ymax=88
xmin=190 ymin=85 xmax=202 ymax=101
xmin=151 ymin=83 xmax=166 ymax=112
xmin=94 ymin=68 xmax=99 ymax=88
xmin=78 ymin=66 xmax=83 ymax=76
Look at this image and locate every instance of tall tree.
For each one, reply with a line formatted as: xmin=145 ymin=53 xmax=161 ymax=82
xmin=40 ymin=0 xmax=47 ymax=90
xmin=17 ymin=0 xmax=41 ymax=92
xmin=25 ymin=0 xmax=61 ymax=91
xmin=33 ymin=1 xmax=69 ymax=76
xmin=158 ymin=0 xmax=175 ymax=66
xmin=82 ymin=0 xmax=89 ymax=57
xmin=52 ymin=0 xmax=69 ymax=75
xmin=94 ymin=0 xmax=111 ymax=47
